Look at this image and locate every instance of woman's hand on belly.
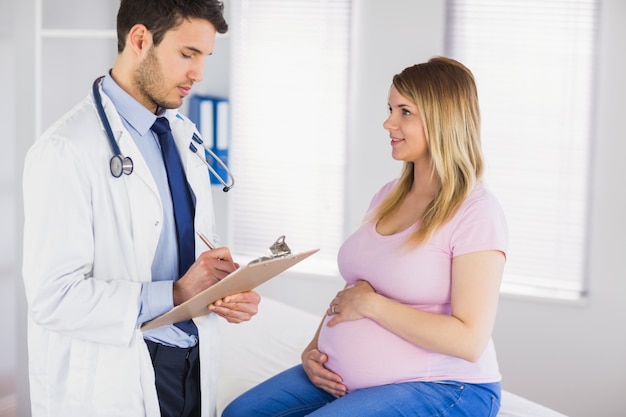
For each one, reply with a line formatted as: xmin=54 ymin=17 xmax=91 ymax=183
xmin=326 ymin=280 xmax=376 ymax=326
xmin=302 ymin=347 xmax=348 ymax=397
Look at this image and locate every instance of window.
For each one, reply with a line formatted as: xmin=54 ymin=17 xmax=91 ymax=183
xmin=446 ymin=0 xmax=599 ymax=299
xmin=229 ymin=0 xmax=351 ymax=272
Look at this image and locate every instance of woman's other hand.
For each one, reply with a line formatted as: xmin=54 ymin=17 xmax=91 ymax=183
xmin=301 ymin=348 xmax=348 ymax=397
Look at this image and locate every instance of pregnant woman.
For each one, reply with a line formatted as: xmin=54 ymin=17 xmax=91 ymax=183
xmin=222 ymin=56 xmax=508 ymax=417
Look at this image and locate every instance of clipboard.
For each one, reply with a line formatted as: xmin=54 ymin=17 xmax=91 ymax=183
xmin=141 ymin=247 xmax=319 ymax=332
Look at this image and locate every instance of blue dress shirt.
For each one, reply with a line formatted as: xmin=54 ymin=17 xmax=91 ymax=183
xmin=102 ymin=74 xmax=197 ymax=348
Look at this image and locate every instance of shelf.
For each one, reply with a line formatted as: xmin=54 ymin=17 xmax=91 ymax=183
xmin=40 ymin=29 xmax=229 ymax=40
xmin=41 ymin=29 xmax=116 ymax=39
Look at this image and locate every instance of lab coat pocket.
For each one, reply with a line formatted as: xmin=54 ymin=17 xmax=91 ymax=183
xmin=92 ymin=343 xmax=145 ymax=415
xmin=63 ymin=339 xmax=94 ymax=409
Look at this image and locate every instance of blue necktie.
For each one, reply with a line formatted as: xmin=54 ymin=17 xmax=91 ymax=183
xmin=151 ymin=117 xmax=198 ymax=336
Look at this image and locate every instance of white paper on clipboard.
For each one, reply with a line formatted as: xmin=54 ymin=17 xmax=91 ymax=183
xmin=141 ymin=248 xmax=319 ymax=332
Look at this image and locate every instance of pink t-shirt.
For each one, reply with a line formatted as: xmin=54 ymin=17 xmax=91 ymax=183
xmin=317 ymin=180 xmax=508 ymax=391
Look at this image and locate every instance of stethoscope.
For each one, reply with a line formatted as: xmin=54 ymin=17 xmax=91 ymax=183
xmin=92 ymin=76 xmax=235 ymax=192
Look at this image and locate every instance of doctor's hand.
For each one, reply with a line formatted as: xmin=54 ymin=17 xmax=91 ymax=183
xmin=173 ymin=247 xmax=238 ymax=306
xmin=209 ymin=291 xmax=261 ymax=323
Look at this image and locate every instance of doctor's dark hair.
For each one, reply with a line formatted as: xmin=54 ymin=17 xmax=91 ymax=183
xmin=372 ymin=56 xmax=483 ymax=246
xmin=116 ymin=0 xmax=228 ymax=53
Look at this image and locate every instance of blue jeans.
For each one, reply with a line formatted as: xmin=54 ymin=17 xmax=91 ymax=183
xmin=222 ymin=365 xmax=501 ymax=417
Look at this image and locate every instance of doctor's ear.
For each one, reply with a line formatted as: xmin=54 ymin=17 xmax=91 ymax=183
xmin=125 ymin=24 xmax=154 ymax=57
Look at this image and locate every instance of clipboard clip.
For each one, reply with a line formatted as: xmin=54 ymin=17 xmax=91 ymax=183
xmin=248 ymin=235 xmax=292 ymax=265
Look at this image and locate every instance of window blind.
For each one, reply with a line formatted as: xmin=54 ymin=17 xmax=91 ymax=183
xmin=446 ymin=0 xmax=599 ymax=299
xmin=229 ymin=0 xmax=350 ymax=271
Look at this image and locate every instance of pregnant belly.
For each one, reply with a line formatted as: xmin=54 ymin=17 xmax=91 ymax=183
xmin=317 ymin=316 xmax=432 ymax=391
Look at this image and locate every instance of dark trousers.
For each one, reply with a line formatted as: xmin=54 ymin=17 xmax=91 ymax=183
xmin=146 ymin=340 xmax=201 ymax=417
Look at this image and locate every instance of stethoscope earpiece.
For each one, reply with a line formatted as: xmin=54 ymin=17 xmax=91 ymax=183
xmin=189 ymin=134 xmax=235 ymax=191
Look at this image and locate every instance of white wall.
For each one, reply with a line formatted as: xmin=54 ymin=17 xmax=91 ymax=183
xmin=9 ymin=1 xmax=625 ymax=416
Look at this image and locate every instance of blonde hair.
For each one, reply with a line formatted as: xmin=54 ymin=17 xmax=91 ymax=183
xmin=373 ymin=56 xmax=483 ymax=245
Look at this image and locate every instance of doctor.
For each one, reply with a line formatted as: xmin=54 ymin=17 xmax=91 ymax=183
xmin=22 ymin=1 xmax=260 ymax=416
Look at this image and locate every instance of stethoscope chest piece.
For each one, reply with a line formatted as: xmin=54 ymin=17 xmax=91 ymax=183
xmin=110 ymin=155 xmax=134 ymax=178
xmin=94 ymin=76 xmax=135 ymax=178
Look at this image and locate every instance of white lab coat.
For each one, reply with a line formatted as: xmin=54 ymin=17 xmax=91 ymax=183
xmin=23 ymin=85 xmax=221 ymax=417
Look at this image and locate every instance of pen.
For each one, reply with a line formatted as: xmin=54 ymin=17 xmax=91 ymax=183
xmin=196 ymin=231 xmax=216 ymax=250
xmin=197 ymin=231 xmax=228 ymax=283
